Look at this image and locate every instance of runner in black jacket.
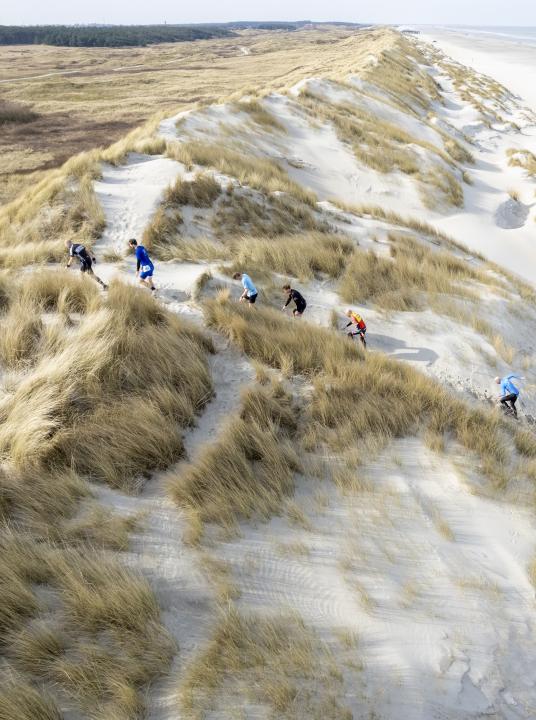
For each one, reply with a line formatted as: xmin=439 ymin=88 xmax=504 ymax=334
xmin=282 ymin=284 xmax=307 ymax=317
xmin=65 ymin=240 xmax=107 ymax=289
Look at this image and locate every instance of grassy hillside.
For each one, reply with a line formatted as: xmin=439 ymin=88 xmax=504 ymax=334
xmin=1 ymin=25 xmax=536 ymax=720
xmin=0 ymin=24 xmax=371 ymax=205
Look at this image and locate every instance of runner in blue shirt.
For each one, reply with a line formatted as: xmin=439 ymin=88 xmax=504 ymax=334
xmin=128 ymin=239 xmax=155 ymax=293
xmin=495 ymin=373 xmax=521 ymax=417
xmin=233 ymin=272 xmax=258 ymax=307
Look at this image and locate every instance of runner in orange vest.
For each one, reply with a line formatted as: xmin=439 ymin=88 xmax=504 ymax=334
xmin=345 ymin=309 xmax=367 ymax=348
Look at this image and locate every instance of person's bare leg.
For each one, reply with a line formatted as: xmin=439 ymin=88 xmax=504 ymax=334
xmin=87 ymin=268 xmax=107 ymax=288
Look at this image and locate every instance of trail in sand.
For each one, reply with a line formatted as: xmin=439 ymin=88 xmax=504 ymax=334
xmin=97 ymin=338 xmax=255 ymax=720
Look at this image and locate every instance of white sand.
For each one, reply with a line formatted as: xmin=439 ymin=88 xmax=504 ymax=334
xmin=420 ymin=27 xmax=536 ymax=113
xmin=214 ymin=437 xmax=536 ymax=718
xmin=94 ymin=153 xmax=183 ymax=254
xmin=415 ymin=40 xmax=536 ymax=285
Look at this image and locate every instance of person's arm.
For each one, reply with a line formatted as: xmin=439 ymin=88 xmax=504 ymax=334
xmin=238 ymin=279 xmax=248 ymax=300
xmin=135 ymin=249 xmax=141 ymax=275
xmin=283 ymin=294 xmax=292 ymax=309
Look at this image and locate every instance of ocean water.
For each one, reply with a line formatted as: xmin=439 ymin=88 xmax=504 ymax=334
xmin=446 ymin=26 xmax=536 ymax=46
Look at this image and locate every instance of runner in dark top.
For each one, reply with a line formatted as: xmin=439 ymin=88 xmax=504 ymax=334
xmin=65 ymin=240 xmax=107 ymax=288
xmin=282 ymin=284 xmax=307 ymax=317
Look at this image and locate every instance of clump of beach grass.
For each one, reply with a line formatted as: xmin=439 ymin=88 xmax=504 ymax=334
xmin=166 ymin=140 xmax=317 ymax=206
xmin=169 ymin=381 xmax=301 ymax=536
xmin=178 ymin=606 xmax=351 ymax=719
xmin=0 ymin=278 xmax=214 ymax=489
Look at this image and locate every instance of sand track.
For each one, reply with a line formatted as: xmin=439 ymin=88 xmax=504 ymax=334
xmin=95 ymin=338 xmax=254 ymax=720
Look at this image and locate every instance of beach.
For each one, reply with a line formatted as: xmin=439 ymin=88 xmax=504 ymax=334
xmin=419 ymin=26 xmax=536 ymax=112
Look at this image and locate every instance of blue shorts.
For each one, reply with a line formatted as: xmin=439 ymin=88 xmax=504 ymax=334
xmin=140 ymin=266 xmax=154 ymax=280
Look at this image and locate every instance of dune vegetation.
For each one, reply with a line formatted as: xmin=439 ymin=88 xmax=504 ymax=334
xmin=0 ymin=273 xmax=214 ymax=717
xmin=2 ymin=20 xmax=536 ymax=720
xmin=179 ymin=607 xmax=352 ymax=719
xmin=201 ymin=297 xmax=512 ymax=489
xmin=0 ymin=24 xmax=391 ymax=205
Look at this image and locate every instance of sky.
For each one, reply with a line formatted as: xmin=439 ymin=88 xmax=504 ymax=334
xmin=1 ymin=0 xmax=535 ymax=26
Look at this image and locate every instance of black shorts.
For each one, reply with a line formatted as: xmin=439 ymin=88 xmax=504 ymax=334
xmin=294 ymin=301 xmax=306 ymax=314
xmin=247 ymin=293 xmax=258 ymax=304
xmin=80 ymin=258 xmax=92 ymax=273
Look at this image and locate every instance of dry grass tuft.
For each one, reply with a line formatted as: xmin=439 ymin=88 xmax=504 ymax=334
xmin=0 ymin=281 xmax=210 ymax=719
xmin=203 ymin=298 xmax=510 ymax=487
xmin=0 ymin=303 xmax=44 ymax=369
xmin=169 ymin=381 xmax=300 ymax=535
xmin=364 ymin=42 xmax=441 ymax=112
xmin=229 ymin=232 xmax=353 ymax=281
xmin=507 ymin=148 xmax=536 ymax=177
xmin=0 ymin=677 xmax=62 ymax=720
xmin=339 ymin=232 xmax=481 ymax=310
xmin=166 ymin=140 xmax=317 ymax=206
xmin=0 ymin=529 xmax=175 ymax=718
xmin=18 ymin=269 xmax=100 ymax=313
xmin=179 ymin=607 xmax=351 ymax=719
xmin=164 ymin=173 xmax=221 ymax=208
xmin=0 ymin=166 xmax=104 ymax=257
xmin=0 ymin=279 xmax=213 ymax=488
xmin=515 ymin=429 xmax=536 ymax=458
xmin=0 ymin=100 xmax=39 ymax=125
xmin=213 ymin=188 xmax=328 ymax=239
xmin=332 ymin=198 xmax=483 ymax=258
xmin=142 ymin=206 xmax=183 ymax=253
xmin=528 ymin=558 xmax=536 ymax=588
xmin=235 ymin=99 xmax=286 ymax=131
xmin=203 ymin=294 xmax=357 ymax=376
xmin=508 ymin=188 xmax=520 ymax=202
xmin=64 ymin=504 xmax=139 ymax=550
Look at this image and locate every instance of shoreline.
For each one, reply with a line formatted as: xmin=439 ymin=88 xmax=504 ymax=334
xmin=418 ymin=27 xmax=536 ymax=113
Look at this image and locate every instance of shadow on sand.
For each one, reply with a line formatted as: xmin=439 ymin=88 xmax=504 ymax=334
xmin=368 ymin=333 xmax=439 ymax=367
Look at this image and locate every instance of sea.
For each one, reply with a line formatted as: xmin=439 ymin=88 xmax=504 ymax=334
xmin=440 ymin=26 xmax=536 ymax=46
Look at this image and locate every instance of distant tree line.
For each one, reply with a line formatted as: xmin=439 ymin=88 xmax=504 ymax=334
xmin=0 ymin=24 xmax=235 ymax=48
xmin=0 ymin=21 xmax=366 ymax=48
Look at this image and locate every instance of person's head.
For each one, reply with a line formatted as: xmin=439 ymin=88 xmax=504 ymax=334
xmin=64 ymin=240 xmax=72 ymax=249
xmin=283 ymin=284 xmax=291 ymax=294
xmin=232 ymin=272 xmax=242 ymax=280
xmin=495 ymin=376 xmax=501 ymax=385
xmin=345 ymin=308 xmax=353 ymax=318
xmin=128 ymin=238 xmax=138 ymax=248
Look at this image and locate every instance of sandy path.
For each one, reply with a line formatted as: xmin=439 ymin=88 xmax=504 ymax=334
xmin=96 ymin=336 xmax=254 ymax=720
xmin=93 ymin=153 xmax=183 ymax=255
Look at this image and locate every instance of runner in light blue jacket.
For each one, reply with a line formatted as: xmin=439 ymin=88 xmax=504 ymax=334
xmin=495 ymin=374 xmax=521 ymax=417
xmin=233 ymin=272 xmax=258 ymax=307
